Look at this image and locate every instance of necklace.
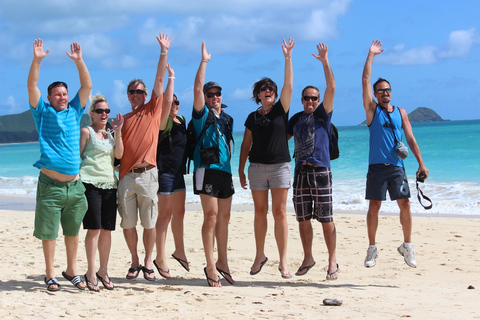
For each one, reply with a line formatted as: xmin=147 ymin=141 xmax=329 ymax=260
xmin=257 ymin=105 xmax=273 ymax=115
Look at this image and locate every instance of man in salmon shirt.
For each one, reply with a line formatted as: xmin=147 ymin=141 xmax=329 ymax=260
xmin=118 ymin=33 xmax=174 ymax=281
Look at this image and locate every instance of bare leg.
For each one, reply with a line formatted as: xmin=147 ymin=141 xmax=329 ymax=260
xmin=155 ymin=194 xmax=173 ymax=272
xmin=397 ymin=198 xmax=412 ymax=243
xmin=84 ymin=229 xmax=100 ymax=283
xmin=200 ymin=194 xmax=221 ymax=287
xmin=64 ymin=235 xmax=85 ymax=289
xmin=322 ymin=221 xmax=338 ymax=278
xmin=250 ymin=190 xmax=269 ymax=272
xmin=171 ymin=190 xmax=188 ymax=265
xmin=143 ymin=227 xmax=156 ymax=278
xmin=43 ymin=239 xmax=56 ymax=281
xmin=367 ymin=200 xmax=382 ymax=245
xmin=298 ymin=220 xmax=315 ymax=271
xmin=215 ymin=196 xmax=233 ymax=283
xmin=97 ymin=229 xmax=112 ymax=285
xmin=271 ymin=188 xmax=290 ymax=273
xmin=123 ymin=227 xmax=140 ymax=277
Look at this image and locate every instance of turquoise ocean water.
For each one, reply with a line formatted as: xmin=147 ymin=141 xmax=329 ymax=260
xmin=1 ymin=120 xmax=479 ymax=215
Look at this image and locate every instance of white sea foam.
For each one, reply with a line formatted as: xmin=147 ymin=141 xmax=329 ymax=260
xmin=1 ymin=175 xmax=478 ymax=215
xmin=0 ymin=174 xmax=480 ymax=215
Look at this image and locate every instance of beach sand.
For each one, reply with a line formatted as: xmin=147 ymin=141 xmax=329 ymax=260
xmin=0 ymin=206 xmax=479 ymax=319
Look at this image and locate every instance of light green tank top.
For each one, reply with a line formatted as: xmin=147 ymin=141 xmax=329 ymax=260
xmin=80 ymin=126 xmax=117 ymax=189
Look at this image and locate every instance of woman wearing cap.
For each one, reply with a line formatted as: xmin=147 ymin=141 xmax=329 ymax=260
xmin=192 ymin=41 xmax=235 ymax=287
xmin=239 ymin=38 xmax=295 ymax=279
xmin=79 ymin=94 xmax=124 ymax=291
xmin=153 ymin=91 xmax=191 ymax=278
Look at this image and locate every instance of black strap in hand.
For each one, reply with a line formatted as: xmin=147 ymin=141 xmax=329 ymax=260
xmin=416 ymin=180 xmax=432 ymax=210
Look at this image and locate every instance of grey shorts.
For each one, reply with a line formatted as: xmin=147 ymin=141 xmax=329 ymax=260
xmin=293 ymin=166 xmax=333 ymax=223
xmin=366 ymin=164 xmax=410 ymax=201
xmin=248 ymin=162 xmax=291 ymax=190
xmin=118 ymin=167 xmax=158 ymax=229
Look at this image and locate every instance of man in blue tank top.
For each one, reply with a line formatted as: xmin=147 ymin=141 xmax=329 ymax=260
xmin=27 ymin=39 xmax=92 ymax=291
xmin=362 ymin=40 xmax=429 ymax=269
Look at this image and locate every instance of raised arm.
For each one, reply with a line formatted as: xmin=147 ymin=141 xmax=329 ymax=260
xmin=312 ymin=42 xmax=335 ymax=114
xmin=159 ymin=64 xmax=175 ymax=130
xmin=279 ymin=38 xmax=295 ymax=112
xmin=27 ymin=39 xmax=50 ymax=109
xmin=153 ymin=33 xmax=173 ymax=98
xmin=400 ymin=108 xmax=429 ymax=180
xmin=362 ymin=40 xmax=384 ymax=124
xmin=193 ymin=41 xmax=211 ymax=112
xmin=66 ymin=42 xmax=92 ymax=108
xmin=112 ymin=113 xmax=124 ymax=159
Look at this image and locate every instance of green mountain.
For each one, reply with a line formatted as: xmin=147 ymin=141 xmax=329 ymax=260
xmin=359 ymin=107 xmax=447 ymax=125
xmin=0 ymin=110 xmax=91 ymax=143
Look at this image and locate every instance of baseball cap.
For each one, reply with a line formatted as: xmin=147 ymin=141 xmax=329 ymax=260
xmin=203 ymin=81 xmax=222 ymax=93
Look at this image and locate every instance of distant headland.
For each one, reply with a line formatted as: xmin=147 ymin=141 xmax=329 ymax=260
xmin=358 ymin=107 xmax=448 ymax=125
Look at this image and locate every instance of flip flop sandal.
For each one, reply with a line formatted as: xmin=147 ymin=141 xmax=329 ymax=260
xmin=216 ymin=267 xmax=235 ymax=285
xmin=84 ymin=274 xmax=100 ymax=292
xmin=250 ymin=257 xmax=268 ymax=275
xmin=44 ymin=277 xmax=61 ymax=292
xmin=142 ymin=266 xmax=156 ymax=281
xmin=96 ymin=273 xmax=114 ymax=290
xmin=172 ymin=254 xmax=190 ymax=272
xmin=153 ymin=259 xmax=171 ymax=279
xmin=126 ymin=265 xmax=143 ymax=280
xmin=295 ymin=262 xmax=316 ymax=276
xmin=204 ymin=267 xmax=221 ymax=287
xmin=62 ymin=271 xmax=85 ymax=290
xmin=326 ymin=264 xmax=339 ymax=280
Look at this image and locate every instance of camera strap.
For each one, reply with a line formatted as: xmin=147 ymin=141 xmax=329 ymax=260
xmin=416 ymin=180 xmax=432 ymax=210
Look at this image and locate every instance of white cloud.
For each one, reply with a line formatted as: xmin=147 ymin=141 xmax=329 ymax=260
xmin=378 ymin=28 xmax=478 ymax=65
xmin=231 ymin=86 xmax=252 ymax=101
xmin=438 ymin=28 xmax=477 ymax=58
xmin=102 ymin=55 xmax=141 ymax=69
xmin=2 ymin=96 xmax=19 ymax=114
xmin=379 ymin=45 xmax=438 ymax=65
xmin=112 ymin=80 xmax=129 ymax=111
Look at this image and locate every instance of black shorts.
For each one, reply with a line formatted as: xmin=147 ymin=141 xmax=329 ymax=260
xmin=193 ymin=168 xmax=235 ymax=199
xmin=365 ymin=164 xmax=410 ymax=201
xmin=82 ymin=183 xmax=117 ymax=230
xmin=292 ymin=165 xmax=333 ymax=223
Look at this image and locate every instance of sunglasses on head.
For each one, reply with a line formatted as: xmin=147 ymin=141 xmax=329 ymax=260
xmin=376 ymin=88 xmax=391 ymax=94
xmin=172 ymin=100 xmax=180 ymax=105
xmin=128 ymin=89 xmax=145 ymax=95
xmin=205 ymin=91 xmax=222 ymax=98
xmin=94 ymin=108 xmax=111 ymax=114
xmin=259 ymin=86 xmax=275 ymax=92
xmin=303 ymin=96 xmax=319 ymax=102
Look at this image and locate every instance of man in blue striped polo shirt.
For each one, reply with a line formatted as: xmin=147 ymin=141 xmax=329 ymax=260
xmin=27 ymin=39 xmax=92 ymax=291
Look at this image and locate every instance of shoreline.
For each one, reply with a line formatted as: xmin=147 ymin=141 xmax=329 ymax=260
xmin=2 ymin=194 xmax=479 ymax=219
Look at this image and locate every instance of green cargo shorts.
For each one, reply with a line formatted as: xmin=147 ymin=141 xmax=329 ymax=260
xmin=34 ymin=173 xmax=88 ymax=240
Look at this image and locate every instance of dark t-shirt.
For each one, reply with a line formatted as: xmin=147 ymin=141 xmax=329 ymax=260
xmin=245 ymin=100 xmax=291 ymax=164
xmin=156 ymin=116 xmax=187 ymax=175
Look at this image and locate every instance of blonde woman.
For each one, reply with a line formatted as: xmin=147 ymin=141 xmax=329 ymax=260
xmin=79 ymin=94 xmax=123 ymax=291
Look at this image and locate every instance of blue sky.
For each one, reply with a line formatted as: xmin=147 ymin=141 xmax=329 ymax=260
xmin=1 ymin=0 xmax=479 ymax=126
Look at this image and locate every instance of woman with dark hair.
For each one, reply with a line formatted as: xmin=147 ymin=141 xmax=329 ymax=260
xmin=239 ymin=38 xmax=295 ymax=279
xmin=154 ymin=87 xmax=191 ymax=278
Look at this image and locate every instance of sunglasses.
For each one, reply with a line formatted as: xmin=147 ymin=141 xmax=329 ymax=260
xmin=128 ymin=89 xmax=146 ymax=95
xmin=259 ymin=86 xmax=275 ymax=92
xmin=375 ymin=88 xmax=392 ymax=94
xmin=205 ymin=91 xmax=222 ymax=98
xmin=172 ymin=100 xmax=180 ymax=106
xmin=303 ymin=96 xmax=319 ymax=102
xmin=93 ymin=108 xmax=111 ymax=114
